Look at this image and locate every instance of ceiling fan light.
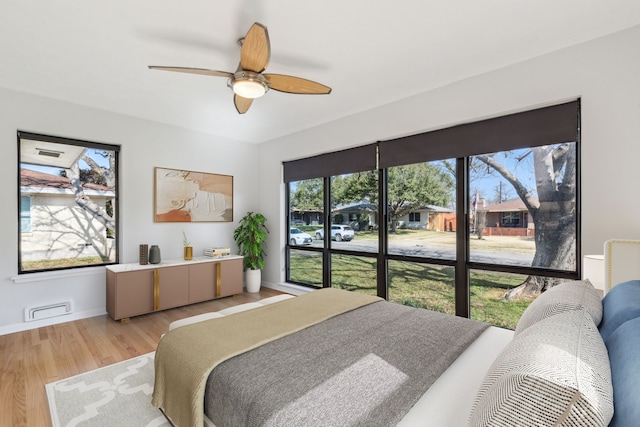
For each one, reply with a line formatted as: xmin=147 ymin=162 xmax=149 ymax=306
xmin=232 ymin=80 xmax=267 ymax=98
xmin=229 ymin=71 xmax=269 ymax=99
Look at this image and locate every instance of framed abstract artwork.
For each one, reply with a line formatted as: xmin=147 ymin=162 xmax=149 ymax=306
xmin=154 ymin=167 xmax=233 ymax=222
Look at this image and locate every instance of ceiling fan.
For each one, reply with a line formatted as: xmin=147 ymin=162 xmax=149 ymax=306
xmin=149 ymin=22 xmax=332 ymax=114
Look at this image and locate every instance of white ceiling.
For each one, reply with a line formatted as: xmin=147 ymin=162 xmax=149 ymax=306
xmin=2 ymin=0 xmax=640 ymax=144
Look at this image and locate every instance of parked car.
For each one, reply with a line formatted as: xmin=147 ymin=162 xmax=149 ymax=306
xmin=314 ymin=224 xmax=355 ymax=242
xmin=289 ymin=228 xmax=313 ymax=245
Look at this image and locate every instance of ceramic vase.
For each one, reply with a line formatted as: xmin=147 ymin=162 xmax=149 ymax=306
xmin=139 ymin=244 xmax=149 ymax=265
xmin=149 ymin=245 xmax=161 ymax=264
xmin=184 ymin=246 xmax=193 ymax=260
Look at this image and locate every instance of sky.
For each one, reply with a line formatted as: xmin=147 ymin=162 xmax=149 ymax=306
xmin=21 ymin=148 xmax=112 ymax=175
xmin=469 ymin=148 xmax=538 ymax=205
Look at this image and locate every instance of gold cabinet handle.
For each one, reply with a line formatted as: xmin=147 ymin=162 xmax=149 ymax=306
xmin=215 ymin=263 xmax=221 ymax=298
xmin=153 ymin=269 xmax=160 ymax=310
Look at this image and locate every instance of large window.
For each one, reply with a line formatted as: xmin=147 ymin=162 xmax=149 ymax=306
xmin=288 ymin=177 xmax=324 ymax=287
xmin=18 ymin=131 xmax=119 ymax=273
xmin=284 ymin=101 xmax=580 ymax=329
xmin=331 ymin=172 xmax=379 ymax=253
xmin=387 ymin=160 xmax=456 ymax=260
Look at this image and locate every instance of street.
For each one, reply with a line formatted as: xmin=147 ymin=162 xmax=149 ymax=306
xmin=300 ymin=236 xmax=534 ymax=266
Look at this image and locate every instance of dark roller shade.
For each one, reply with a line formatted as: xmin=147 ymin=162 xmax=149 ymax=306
xmin=283 ymin=100 xmax=579 ymax=181
xmin=283 ymin=143 xmax=377 ymax=183
xmin=378 ymin=100 xmax=579 ymax=168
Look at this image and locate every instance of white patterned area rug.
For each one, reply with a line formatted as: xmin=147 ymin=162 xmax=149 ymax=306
xmin=46 ymin=352 xmax=171 ymax=427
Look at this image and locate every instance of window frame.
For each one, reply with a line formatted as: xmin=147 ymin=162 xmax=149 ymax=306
xmin=17 ymin=131 xmax=120 ymax=274
xmin=501 ymin=212 xmax=521 ymax=227
xmin=284 ymin=101 xmax=581 ymax=318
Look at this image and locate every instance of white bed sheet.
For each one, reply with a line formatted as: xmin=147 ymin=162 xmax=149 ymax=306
xmin=397 ymin=325 xmax=513 ymax=427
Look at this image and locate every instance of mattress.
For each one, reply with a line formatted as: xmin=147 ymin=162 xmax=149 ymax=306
xmin=170 ymin=298 xmax=513 ymax=427
xmin=397 ymin=325 xmax=513 ymax=426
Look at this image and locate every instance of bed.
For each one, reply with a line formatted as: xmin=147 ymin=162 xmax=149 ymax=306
xmin=152 ymin=240 xmax=640 ymax=426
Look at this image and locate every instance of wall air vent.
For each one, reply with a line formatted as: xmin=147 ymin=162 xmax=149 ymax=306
xmin=24 ymin=301 xmax=73 ymax=322
xmin=36 ymin=148 xmax=64 ymax=158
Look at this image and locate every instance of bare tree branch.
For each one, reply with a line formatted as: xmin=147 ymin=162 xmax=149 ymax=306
xmin=475 ymin=154 xmax=539 ymax=213
xmin=65 ymin=162 xmax=115 ymax=232
xmin=82 ymin=151 xmax=116 ymax=188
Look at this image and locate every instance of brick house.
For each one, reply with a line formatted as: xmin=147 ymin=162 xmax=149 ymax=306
xmin=479 ymin=198 xmax=536 ymax=237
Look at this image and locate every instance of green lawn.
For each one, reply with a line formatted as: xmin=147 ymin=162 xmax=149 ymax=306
xmin=21 ymin=256 xmax=109 ymax=271
xmin=290 ymin=252 xmax=533 ymax=330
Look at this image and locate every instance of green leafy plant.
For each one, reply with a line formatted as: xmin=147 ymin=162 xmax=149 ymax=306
xmin=233 ymin=212 xmax=269 ymax=271
xmin=182 ymin=231 xmax=190 ymax=247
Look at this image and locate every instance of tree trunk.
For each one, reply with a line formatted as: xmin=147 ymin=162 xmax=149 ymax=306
xmin=475 ymin=210 xmax=487 ymax=240
xmin=503 ymin=225 xmax=575 ymax=300
xmin=479 ymin=144 xmax=576 ymax=300
xmin=65 ymin=163 xmax=116 ymax=232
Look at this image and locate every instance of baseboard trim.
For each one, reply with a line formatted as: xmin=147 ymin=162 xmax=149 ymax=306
xmin=2 ymin=283 xmax=313 ymax=336
xmin=0 ymin=308 xmax=106 ymax=336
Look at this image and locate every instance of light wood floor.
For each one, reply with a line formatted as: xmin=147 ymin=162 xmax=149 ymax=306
xmin=0 ymin=288 xmax=285 ymax=427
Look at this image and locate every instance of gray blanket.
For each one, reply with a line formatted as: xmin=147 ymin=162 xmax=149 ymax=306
xmin=204 ymin=300 xmax=489 ymax=427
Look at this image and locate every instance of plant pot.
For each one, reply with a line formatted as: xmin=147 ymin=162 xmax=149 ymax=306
xmin=184 ymin=246 xmax=193 ymax=260
xmin=245 ymin=269 xmax=261 ymax=293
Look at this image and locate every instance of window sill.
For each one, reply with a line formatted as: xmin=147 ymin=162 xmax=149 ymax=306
xmin=11 ymin=265 xmax=105 ymax=284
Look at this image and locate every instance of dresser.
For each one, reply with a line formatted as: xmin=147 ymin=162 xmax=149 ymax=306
xmin=106 ymin=255 xmax=243 ymax=320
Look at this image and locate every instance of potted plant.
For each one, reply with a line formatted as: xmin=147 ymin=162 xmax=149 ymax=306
xmin=183 ymin=231 xmax=193 ymax=260
xmin=233 ymin=211 xmax=269 ymax=292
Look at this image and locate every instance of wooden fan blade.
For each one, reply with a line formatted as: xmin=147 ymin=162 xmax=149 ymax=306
xmin=148 ymin=66 xmax=233 ymax=78
xmin=239 ymin=23 xmax=270 ymax=73
xmin=264 ymin=74 xmax=332 ymax=94
xmin=234 ymin=94 xmax=253 ymax=114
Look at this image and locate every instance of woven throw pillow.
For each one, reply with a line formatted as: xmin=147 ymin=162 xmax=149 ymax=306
xmin=514 ymin=279 xmax=602 ymax=336
xmin=469 ymin=308 xmax=613 ymax=427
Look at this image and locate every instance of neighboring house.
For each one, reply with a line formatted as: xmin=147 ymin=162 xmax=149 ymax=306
xmin=479 ymin=198 xmax=536 ymax=237
xmin=333 ymin=202 xmax=378 ymax=230
xmin=290 ymin=208 xmax=323 ymax=226
xmin=396 ymin=205 xmax=455 ymax=231
xmin=20 ymin=168 xmax=116 ymax=262
xmin=333 ymin=202 xmax=454 ymax=231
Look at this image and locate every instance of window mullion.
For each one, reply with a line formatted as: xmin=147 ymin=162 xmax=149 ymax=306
xmin=377 ymin=167 xmax=388 ymax=300
xmin=455 ymin=157 xmax=470 ymax=318
xmin=323 ymin=176 xmax=331 ymax=288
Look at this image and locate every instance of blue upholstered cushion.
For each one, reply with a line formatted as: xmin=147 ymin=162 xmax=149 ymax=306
xmin=604 ymin=316 xmax=640 ymax=427
xmin=599 ymin=280 xmax=640 ymax=342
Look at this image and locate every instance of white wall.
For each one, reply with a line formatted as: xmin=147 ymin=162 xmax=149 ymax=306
xmin=257 ymin=25 xmax=640 ymax=287
xmin=0 ymin=88 xmax=260 ymax=335
xmin=3 ymin=25 xmax=639 ymax=334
